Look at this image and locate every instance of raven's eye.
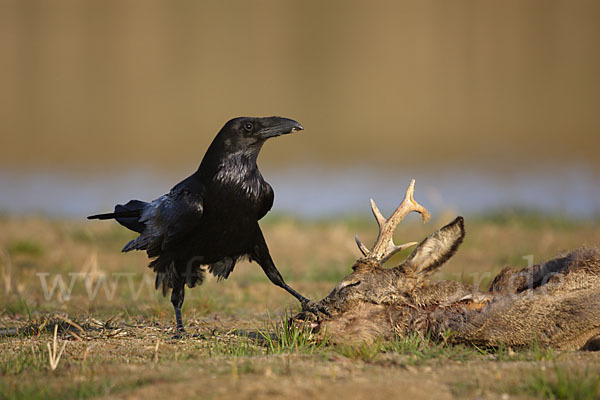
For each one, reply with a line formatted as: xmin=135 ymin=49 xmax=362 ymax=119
xmin=244 ymin=123 xmax=253 ymax=132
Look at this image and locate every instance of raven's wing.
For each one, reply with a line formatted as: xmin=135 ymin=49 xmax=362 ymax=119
xmin=160 ymin=186 xmax=205 ymax=251
xmin=122 ymin=182 xmax=204 ymax=256
xmin=257 ymin=180 xmax=274 ymax=221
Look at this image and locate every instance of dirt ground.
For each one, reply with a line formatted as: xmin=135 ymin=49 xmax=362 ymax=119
xmin=1 ymin=213 xmax=600 ymax=399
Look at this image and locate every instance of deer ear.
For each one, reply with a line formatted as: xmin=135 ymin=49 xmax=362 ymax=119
xmin=401 ymin=216 xmax=465 ymax=276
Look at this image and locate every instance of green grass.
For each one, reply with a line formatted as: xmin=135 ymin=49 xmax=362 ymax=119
xmin=0 ymin=343 xmax=47 ymax=376
xmin=334 ymin=334 xmax=559 ymax=366
xmin=335 ymin=340 xmax=383 ymax=363
xmin=1 ymin=296 xmax=33 ymax=318
xmin=473 ymin=339 xmax=558 ymax=362
xmin=334 ymin=333 xmax=482 ymax=364
xmin=473 ymin=208 xmax=585 ymax=231
xmin=386 ymin=332 xmax=482 ymax=364
xmin=0 ymin=314 xmax=594 ymax=399
xmin=1 ymin=215 xmax=599 ymax=398
xmin=257 ymin=314 xmax=327 ymax=355
xmin=208 ymin=334 xmax=264 ymax=357
xmin=7 ymin=240 xmax=44 ymax=257
xmin=0 ymin=376 xmax=160 ymax=400
xmin=524 ymin=364 xmax=600 ymax=400
xmin=198 ymin=314 xmax=329 ymax=358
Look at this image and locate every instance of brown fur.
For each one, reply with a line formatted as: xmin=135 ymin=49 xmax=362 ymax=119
xmin=297 ymin=219 xmax=600 ymax=350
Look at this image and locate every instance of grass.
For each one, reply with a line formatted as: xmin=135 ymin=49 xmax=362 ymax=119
xmin=7 ymin=239 xmax=44 ymax=257
xmin=0 ymin=215 xmax=599 ymax=399
xmin=335 ymin=341 xmax=382 ymax=363
xmin=3 ymin=297 xmax=32 ymax=319
xmin=206 ymin=314 xmax=327 ymax=358
xmin=524 ymin=364 xmax=600 ymax=400
xmin=386 ymin=332 xmax=482 ymax=364
xmin=333 ymin=332 xmax=487 ymax=365
xmin=469 ymin=339 xmax=559 ymax=363
xmin=0 ymin=343 xmax=47 ymax=376
xmin=257 ymin=312 xmax=327 ymax=355
xmin=0 ymin=376 xmax=162 ymax=400
xmin=0 ymin=313 xmax=596 ymax=399
xmin=208 ymin=335 xmax=264 ymax=358
xmin=474 ymin=208 xmax=586 ymax=230
xmin=335 ymin=333 xmax=508 ymax=365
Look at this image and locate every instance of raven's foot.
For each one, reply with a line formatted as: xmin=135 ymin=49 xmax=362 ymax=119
xmin=171 ymin=326 xmax=186 ymax=340
xmin=171 ymin=330 xmax=205 ymax=340
xmin=301 ymin=300 xmax=331 ymax=318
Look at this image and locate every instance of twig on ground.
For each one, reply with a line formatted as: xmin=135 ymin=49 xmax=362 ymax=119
xmin=55 ymin=314 xmax=87 ymax=338
xmin=83 ymin=343 xmax=96 ymax=362
xmin=154 ymin=338 xmax=160 ymax=364
xmin=0 ymin=247 xmax=12 ymax=295
xmin=47 ymin=324 xmax=67 ymax=370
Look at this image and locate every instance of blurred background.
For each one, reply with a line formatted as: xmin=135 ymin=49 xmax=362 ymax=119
xmin=1 ymin=0 xmax=599 ymax=219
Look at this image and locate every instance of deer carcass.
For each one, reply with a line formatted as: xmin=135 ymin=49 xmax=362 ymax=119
xmin=296 ymin=180 xmax=600 ymax=350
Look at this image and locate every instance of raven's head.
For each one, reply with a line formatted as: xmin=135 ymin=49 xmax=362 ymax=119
xmin=219 ymin=116 xmax=303 ymax=152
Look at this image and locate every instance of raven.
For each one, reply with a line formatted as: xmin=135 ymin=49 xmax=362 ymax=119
xmin=88 ymin=116 xmax=329 ymax=334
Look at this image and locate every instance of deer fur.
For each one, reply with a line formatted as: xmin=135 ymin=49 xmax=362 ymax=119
xmin=296 ymin=181 xmax=600 ymax=350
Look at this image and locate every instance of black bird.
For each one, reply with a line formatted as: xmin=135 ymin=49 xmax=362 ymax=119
xmin=88 ymin=117 xmax=329 ymax=334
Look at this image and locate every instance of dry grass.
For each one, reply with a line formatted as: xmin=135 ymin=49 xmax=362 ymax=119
xmin=1 ymin=214 xmax=600 ymax=399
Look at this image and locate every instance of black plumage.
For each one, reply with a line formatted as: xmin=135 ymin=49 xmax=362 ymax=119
xmin=88 ymin=116 xmax=329 ymax=334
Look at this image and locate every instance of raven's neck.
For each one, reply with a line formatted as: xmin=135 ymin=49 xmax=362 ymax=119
xmin=196 ymin=132 xmax=264 ymax=177
xmin=214 ymin=150 xmax=260 ymax=181
xmin=212 ymin=150 xmax=265 ymax=199
xmin=194 ymin=135 xmax=265 ymax=195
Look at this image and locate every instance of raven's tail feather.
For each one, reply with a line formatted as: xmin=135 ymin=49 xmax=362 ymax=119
xmin=152 ymin=256 xmax=205 ymax=295
xmin=88 ymin=199 xmax=148 ymax=233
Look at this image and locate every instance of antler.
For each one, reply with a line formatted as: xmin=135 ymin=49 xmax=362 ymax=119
xmin=355 ymin=179 xmax=431 ymax=263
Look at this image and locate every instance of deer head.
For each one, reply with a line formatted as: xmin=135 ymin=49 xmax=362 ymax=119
xmin=316 ymin=180 xmax=466 ymax=317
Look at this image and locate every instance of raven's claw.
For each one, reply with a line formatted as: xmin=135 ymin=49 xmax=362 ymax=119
xmin=301 ymin=300 xmax=331 ymax=318
xmin=171 ymin=326 xmax=187 ymax=340
xmin=171 ymin=330 xmax=206 ymax=340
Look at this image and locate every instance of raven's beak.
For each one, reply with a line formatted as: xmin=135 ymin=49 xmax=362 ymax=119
xmin=258 ymin=117 xmax=304 ymax=139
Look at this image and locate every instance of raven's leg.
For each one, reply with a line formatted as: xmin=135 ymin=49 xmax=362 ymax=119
xmin=252 ymin=227 xmax=330 ymax=317
xmin=171 ymin=281 xmax=186 ymax=334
